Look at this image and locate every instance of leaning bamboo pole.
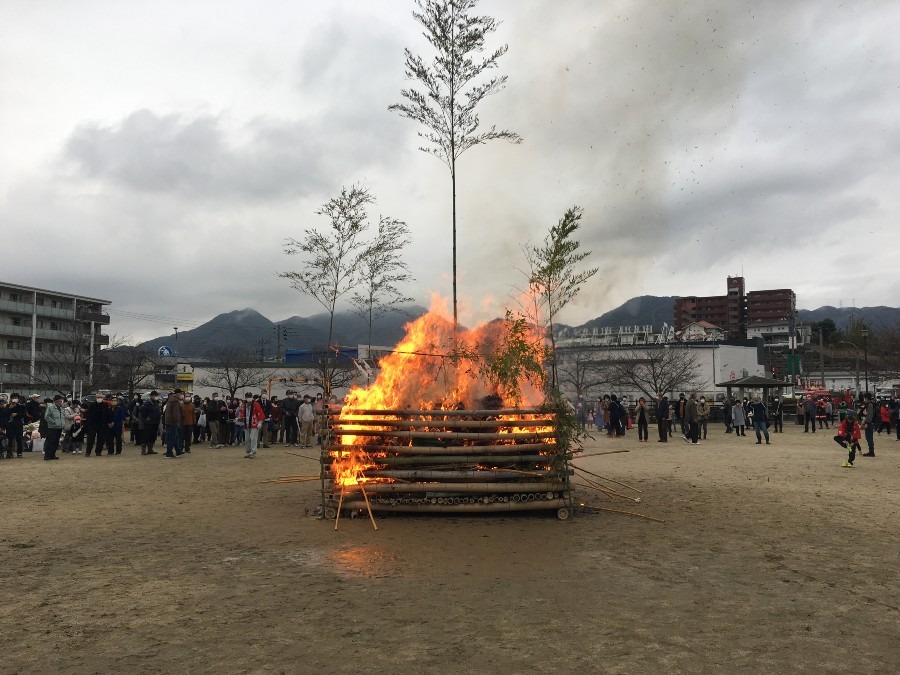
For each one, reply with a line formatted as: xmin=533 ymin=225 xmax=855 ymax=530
xmin=363 ymin=469 xmax=571 ymax=481
xmin=333 ymin=418 xmax=554 ymax=429
xmin=332 ymin=408 xmax=549 ymax=417
xmin=328 ymin=443 xmax=557 ymax=456
xmin=336 ymin=454 xmax=569 ymax=467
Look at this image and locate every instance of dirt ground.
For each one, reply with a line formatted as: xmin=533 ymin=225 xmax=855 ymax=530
xmin=2 ymin=423 xmax=899 ymax=674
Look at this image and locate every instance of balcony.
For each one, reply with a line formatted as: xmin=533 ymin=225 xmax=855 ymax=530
xmin=77 ymin=309 xmax=111 ymax=325
xmin=35 ymin=304 xmax=75 ymax=320
xmin=0 ymin=348 xmax=33 ymax=362
xmin=0 ymin=299 xmax=34 ymax=315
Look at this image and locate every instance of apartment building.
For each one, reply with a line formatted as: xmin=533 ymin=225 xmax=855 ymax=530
xmin=0 ymin=281 xmax=111 ymax=394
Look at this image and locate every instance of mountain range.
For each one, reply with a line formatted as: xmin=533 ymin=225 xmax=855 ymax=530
xmin=136 ymin=298 xmax=900 ymax=358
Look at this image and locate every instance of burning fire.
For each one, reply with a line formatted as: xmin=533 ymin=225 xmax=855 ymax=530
xmin=330 ymin=297 xmax=550 ymax=486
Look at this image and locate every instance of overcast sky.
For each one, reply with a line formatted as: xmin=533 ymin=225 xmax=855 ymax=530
xmin=2 ymin=0 xmax=898 ymax=343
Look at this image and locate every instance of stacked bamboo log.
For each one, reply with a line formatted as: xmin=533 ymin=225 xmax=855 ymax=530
xmin=321 ymin=408 xmax=575 ymax=521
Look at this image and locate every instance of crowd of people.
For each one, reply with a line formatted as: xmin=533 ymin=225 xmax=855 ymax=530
xmin=0 ymin=389 xmax=336 ymax=461
xmin=573 ymin=390 xmax=900 ymax=466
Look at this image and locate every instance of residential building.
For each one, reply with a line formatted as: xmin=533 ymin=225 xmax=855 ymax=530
xmin=0 ymin=281 xmax=111 ymax=394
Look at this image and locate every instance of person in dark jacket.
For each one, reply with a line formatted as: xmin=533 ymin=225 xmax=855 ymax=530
xmin=770 ymin=397 xmax=784 ymax=433
xmin=656 ymin=396 xmax=669 ymax=442
xmin=684 ymin=393 xmax=700 ymax=444
xmin=861 ymin=392 xmax=877 ymax=457
xmin=750 ymin=397 xmax=770 ymax=445
xmin=5 ymin=393 xmax=27 ymax=457
xmin=140 ymin=392 xmax=162 ymax=455
xmin=84 ymin=394 xmax=112 ymax=457
xmin=110 ymin=397 xmax=127 ymax=455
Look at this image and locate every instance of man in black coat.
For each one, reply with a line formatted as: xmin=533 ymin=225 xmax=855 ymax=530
xmin=656 ymin=396 xmax=669 ymax=442
xmin=5 ymin=393 xmax=27 ymax=457
xmin=140 ymin=391 xmax=162 ymax=455
xmin=84 ymin=393 xmax=112 ymax=456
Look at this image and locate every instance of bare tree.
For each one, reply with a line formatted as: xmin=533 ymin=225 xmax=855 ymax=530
xmin=525 ymin=206 xmax=598 ymax=391
xmin=279 ymin=185 xmax=396 ymax=396
xmin=390 ymin=0 xmax=522 ymax=336
xmin=102 ymin=346 xmax=158 ymax=398
xmin=607 ymin=346 xmax=707 ymax=401
xmin=195 ymin=347 xmax=270 ymax=400
xmin=349 ymin=215 xmax=414 ymax=355
xmin=556 ymin=348 xmax=607 ymax=400
xmin=31 ymin=321 xmax=126 ymax=394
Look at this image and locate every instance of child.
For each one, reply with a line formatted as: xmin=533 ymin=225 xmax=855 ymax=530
xmin=834 ymin=411 xmax=862 ymax=468
xmin=70 ymin=415 xmax=84 ymax=454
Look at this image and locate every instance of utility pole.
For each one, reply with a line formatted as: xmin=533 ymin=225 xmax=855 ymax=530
xmin=862 ymin=329 xmax=870 ymax=393
xmin=788 ymin=309 xmax=797 ymax=388
xmin=819 ymin=329 xmax=825 ymax=390
xmin=257 ymin=338 xmax=267 ymax=362
xmin=274 ymin=324 xmax=291 ymax=362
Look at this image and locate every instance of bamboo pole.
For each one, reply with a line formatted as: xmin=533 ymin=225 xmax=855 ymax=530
xmin=327 ymin=454 xmax=569 ymax=466
xmin=337 ymin=497 xmax=571 ymax=514
xmin=327 ymin=443 xmax=557 ymax=456
xmin=360 ymin=486 xmax=378 ymax=531
xmin=285 ymin=451 xmax=322 ymax=462
xmin=585 ymin=506 xmax=664 ymax=523
xmin=334 ymin=487 xmax=345 ymax=531
xmin=572 ymin=464 xmax=643 ymax=494
xmin=571 ymin=464 xmax=642 ymax=493
xmin=330 ymin=429 xmax=556 ymax=441
xmin=573 ymin=470 xmax=639 ymax=502
xmin=336 ymin=481 xmax=569 ymax=494
xmin=572 ymin=449 xmax=631 ymax=459
xmin=330 ymin=408 xmax=550 ymax=417
xmin=362 ymin=469 xmax=570 ymax=481
xmin=333 ymin=418 xmax=554 ymax=429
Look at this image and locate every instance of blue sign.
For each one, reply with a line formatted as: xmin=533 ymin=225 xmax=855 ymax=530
xmin=158 ymin=346 xmax=174 ymax=357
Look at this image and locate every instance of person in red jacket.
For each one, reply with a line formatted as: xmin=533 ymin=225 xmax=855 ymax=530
xmin=834 ymin=411 xmax=862 ymax=468
xmin=877 ymin=401 xmax=892 ymax=435
xmin=238 ymin=392 xmax=266 ymax=459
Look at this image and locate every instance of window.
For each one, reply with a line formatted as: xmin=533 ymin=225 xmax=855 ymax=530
xmin=7 ymin=340 xmax=15 ymax=349
xmin=9 ymin=293 xmax=19 ymax=302
xmin=38 ymin=320 xmax=44 ymax=329
xmin=4 ymin=364 xmax=11 ymax=374
xmin=51 ymin=300 xmax=58 ymax=308
xmin=12 ymin=317 xmax=21 ymax=326
xmin=35 ymin=343 xmax=42 ymax=352
xmin=50 ymin=322 xmax=59 ymax=331
xmin=36 ymin=297 xmax=45 ymax=306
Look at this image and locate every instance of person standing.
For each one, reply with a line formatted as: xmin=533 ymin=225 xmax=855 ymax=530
xmin=109 ymin=397 xmax=126 ymax=455
xmin=84 ymin=394 xmax=109 ymax=456
xmin=207 ymin=393 xmax=222 ymax=448
xmin=723 ymin=397 xmax=733 ymax=434
xmin=299 ymin=394 xmax=315 ymax=448
xmin=140 ymin=392 xmax=161 ymax=455
xmin=861 ymin=392 xmax=876 ymax=457
xmin=281 ymin=391 xmax=300 ymax=447
xmin=42 ymin=395 xmax=66 ymax=460
xmin=633 ymin=397 xmax=650 ymax=442
xmin=750 ymin=397 xmax=770 ymax=445
xmin=5 ymin=394 xmax=26 ymax=457
xmin=802 ymin=395 xmax=817 ymax=433
xmin=770 ymin=397 xmax=784 ymax=433
xmin=675 ymin=393 xmax=687 ymax=437
xmin=684 ymin=393 xmax=700 ymax=445
xmin=239 ymin=392 xmax=265 ymax=458
xmin=655 ymin=396 xmax=669 ymax=442
xmin=163 ymin=391 xmax=185 ymax=458
xmin=697 ymin=396 xmax=710 ymax=440
xmin=182 ymin=394 xmax=196 ymax=454
xmin=731 ymin=399 xmax=747 ymax=437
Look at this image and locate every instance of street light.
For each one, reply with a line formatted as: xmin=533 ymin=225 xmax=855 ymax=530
xmin=836 ymin=341 xmax=860 ymax=394
xmin=861 ymin=329 xmax=870 ymax=394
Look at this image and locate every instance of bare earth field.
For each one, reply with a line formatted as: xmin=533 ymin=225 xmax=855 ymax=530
xmin=2 ymin=424 xmax=899 ymax=674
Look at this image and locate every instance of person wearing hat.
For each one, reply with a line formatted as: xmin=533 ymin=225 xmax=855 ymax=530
xmin=835 ymin=410 xmax=862 ymax=467
xmin=139 ymin=392 xmax=162 ymax=455
xmin=42 ymin=395 xmax=66 ymax=460
xmin=25 ymin=393 xmax=43 ymax=427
